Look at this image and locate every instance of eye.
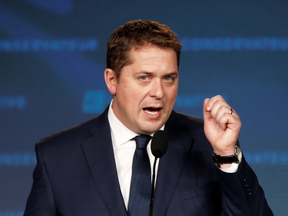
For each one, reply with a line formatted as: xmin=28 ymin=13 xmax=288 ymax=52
xmin=164 ymin=76 xmax=172 ymax=81
xmin=140 ymin=76 xmax=148 ymax=81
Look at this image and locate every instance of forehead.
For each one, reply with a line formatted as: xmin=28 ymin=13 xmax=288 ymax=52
xmin=128 ymin=45 xmax=178 ymax=68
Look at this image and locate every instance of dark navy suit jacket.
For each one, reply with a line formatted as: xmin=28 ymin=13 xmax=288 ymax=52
xmin=24 ymin=107 xmax=273 ymax=216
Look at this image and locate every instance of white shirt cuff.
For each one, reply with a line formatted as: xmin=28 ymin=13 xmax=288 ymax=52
xmin=219 ymin=162 xmax=239 ymax=173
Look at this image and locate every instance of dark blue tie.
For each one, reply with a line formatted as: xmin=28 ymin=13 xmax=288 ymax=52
xmin=128 ymin=135 xmax=152 ymax=216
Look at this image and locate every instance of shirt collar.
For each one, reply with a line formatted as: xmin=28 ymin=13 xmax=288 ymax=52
xmin=108 ymin=100 xmax=138 ymax=147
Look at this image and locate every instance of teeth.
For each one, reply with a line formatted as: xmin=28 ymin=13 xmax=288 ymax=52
xmin=144 ymin=109 xmax=159 ymax=115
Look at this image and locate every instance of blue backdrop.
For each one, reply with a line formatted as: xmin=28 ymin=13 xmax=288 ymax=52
xmin=0 ymin=0 xmax=288 ymax=215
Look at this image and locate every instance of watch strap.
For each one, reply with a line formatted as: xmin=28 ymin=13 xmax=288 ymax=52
xmin=212 ymin=146 xmax=241 ymax=165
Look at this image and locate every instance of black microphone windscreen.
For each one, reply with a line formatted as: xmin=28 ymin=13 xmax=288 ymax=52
xmin=151 ymin=130 xmax=168 ymax=158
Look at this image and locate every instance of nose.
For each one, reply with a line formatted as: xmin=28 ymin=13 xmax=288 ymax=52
xmin=149 ymin=79 xmax=164 ymax=99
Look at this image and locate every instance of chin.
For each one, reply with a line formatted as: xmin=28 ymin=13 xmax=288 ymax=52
xmin=140 ymin=125 xmax=163 ymax=134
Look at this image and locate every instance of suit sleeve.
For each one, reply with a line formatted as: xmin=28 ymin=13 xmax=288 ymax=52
xmin=216 ymin=156 xmax=274 ymax=216
xmin=23 ymin=142 xmax=58 ymax=216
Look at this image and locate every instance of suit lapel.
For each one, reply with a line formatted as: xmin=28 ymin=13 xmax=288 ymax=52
xmin=152 ymin=111 xmax=194 ymax=216
xmin=81 ymin=108 xmax=127 ymax=216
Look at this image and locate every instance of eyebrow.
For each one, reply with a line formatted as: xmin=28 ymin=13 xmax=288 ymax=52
xmin=165 ymin=72 xmax=178 ymax=77
xmin=135 ymin=71 xmax=154 ymax=76
xmin=135 ymin=71 xmax=178 ymax=77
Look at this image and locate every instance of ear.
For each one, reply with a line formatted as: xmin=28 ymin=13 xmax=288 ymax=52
xmin=104 ymin=68 xmax=117 ymax=95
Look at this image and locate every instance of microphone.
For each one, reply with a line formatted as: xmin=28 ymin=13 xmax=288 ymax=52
xmin=151 ymin=130 xmax=168 ymax=158
xmin=149 ymin=130 xmax=168 ymax=216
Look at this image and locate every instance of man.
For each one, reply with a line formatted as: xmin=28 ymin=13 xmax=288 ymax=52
xmin=24 ymin=20 xmax=273 ymax=216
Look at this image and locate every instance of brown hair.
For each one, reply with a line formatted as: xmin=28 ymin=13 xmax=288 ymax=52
xmin=106 ymin=20 xmax=182 ymax=80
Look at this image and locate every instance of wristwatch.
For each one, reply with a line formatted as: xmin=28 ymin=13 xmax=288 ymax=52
xmin=212 ymin=146 xmax=242 ymax=166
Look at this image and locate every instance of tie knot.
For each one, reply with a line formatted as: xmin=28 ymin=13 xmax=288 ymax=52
xmin=133 ymin=135 xmax=151 ymax=149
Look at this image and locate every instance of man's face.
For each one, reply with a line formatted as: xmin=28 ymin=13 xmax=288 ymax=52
xmin=106 ymin=45 xmax=178 ymax=135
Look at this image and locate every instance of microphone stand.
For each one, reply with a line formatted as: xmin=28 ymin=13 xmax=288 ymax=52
xmin=149 ymin=130 xmax=168 ymax=216
xmin=149 ymin=157 xmax=158 ymax=216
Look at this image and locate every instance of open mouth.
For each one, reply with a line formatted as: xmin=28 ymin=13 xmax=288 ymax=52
xmin=143 ymin=107 xmax=162 ymax=115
